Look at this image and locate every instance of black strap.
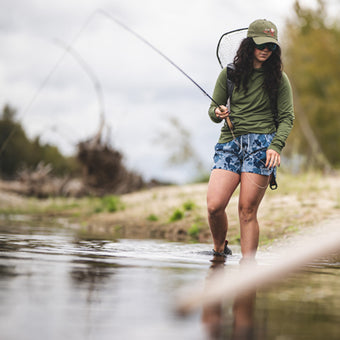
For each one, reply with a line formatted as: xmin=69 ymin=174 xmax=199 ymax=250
xmin=269 ymin=174 xmax=278 ymax=190
xmin=226 ymin=63 xmax=235 ymax=100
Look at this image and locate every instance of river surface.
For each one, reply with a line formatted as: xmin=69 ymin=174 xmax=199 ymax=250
xmin=0 ymin=216 xmax=339 ymax=340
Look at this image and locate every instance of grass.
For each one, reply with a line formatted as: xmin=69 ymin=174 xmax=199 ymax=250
xmin=94 ymin=195 xmax=125 ymax=213
xmin=169 ymin=208 xmax=184 ymax=222
xmin=0 ymin=170 xmax=339 ymax=245
xmin=182 ymin=200 xmax=196 ymax=211
xmin=334 ymin=193 xmax=340 ymax=209
xmin=284 ymin=225 xmax=299 ymax=233
xmin=188 ymin=223 xmax=200 ymax=240
xmin=147 ymin=214 xmax=159 ymax=222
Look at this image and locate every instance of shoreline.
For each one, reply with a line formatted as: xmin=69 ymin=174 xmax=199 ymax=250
xmin=1 ymin=172 xmax=339 ymax=247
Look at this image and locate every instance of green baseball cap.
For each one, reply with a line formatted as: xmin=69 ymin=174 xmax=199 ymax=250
xmin=247 ymin=19 xmax=279 ymax=46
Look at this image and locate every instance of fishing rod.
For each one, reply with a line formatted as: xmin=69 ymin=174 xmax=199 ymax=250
xmin=97 ymin=9 xmax=217 ymax=105
xmin=0 ymin=11 xmax=97 ymax=158
xmin=53 ymin=37 xmax=105 ymax=125
xmin=96 ymin=9 xmax=235 ymax=128
xmin=1 ymin=9 xmax=235 ymax=158
xmin=97 ymin=13 xmax=274 ymax=189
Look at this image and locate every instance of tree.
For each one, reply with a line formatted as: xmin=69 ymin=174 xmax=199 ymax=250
xmin=283 ymin=0 xmax=340 ymax=169
xmin=0 ymin=104 xmax=79 ymax=178
xmin=0 ymin=105 xmax=33 ymax=178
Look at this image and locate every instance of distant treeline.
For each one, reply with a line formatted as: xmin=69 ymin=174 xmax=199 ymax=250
xmin=0 ymin=104 xmax=80 ymax=179
xmin=284 ymin=0 xmax=340 ymax=170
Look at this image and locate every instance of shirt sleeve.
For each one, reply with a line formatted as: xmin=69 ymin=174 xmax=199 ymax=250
xmin=208 ymin=67 xmax=228 ymax=123
xmin=268 ymin=72 xmax=295 ymax=154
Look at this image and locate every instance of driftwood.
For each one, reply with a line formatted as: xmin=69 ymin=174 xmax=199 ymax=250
xmin=14 ymin=162 xmax=86 ymax=198
xmin=0 ymin=162 xmax=87 ymax=198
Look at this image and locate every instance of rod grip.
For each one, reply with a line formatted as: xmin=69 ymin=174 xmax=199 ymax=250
xmin=217 ymin=105 xmax=234 ymax=131
xmin=226 ymin=116 xmax=234 ymax=130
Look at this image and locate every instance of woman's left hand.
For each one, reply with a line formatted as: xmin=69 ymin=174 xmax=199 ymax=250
xmin=266 ymin=149 xmax=280 ymax=169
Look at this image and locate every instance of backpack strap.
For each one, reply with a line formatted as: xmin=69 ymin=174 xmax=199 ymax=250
xmin=226 ymin=63 xmax=235 ymax=101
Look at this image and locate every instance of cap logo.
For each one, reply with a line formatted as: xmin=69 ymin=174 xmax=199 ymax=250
xmin=264 ymin=28 xmax=275 ymax=37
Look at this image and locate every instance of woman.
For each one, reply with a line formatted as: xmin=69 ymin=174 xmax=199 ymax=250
xmin=207 ymin=19 xmax=294 ymax=258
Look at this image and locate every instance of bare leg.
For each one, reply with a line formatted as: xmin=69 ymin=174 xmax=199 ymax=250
xmin=207 ymin=169 xmax=240 ymax=253
xmin=238 ymin=173 xmax=269 ymax=258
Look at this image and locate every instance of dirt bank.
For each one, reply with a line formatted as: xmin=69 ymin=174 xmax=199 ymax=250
xmin=84 ymin=172 xmax=340 ymax=246
xmin=1 ymin=172 xmax=339 ymax=247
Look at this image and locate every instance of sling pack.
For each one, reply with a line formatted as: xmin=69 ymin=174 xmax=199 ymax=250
xmin=226 ymin=63 xmax=278 ymax=190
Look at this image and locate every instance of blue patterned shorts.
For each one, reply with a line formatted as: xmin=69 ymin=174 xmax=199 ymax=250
xmin=212 ymin=133 xmax=276 ymax=176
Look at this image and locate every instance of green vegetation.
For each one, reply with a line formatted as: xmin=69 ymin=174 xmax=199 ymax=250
xmin=0 ymin=171 xmax=339 ymax=245
xmin=169 ymin=208 xmax=184 ymax=222
xmin=285 ymin=225 xmax=299 ymax=233
xmin=284 ymin=0 xmax=340 ymax=170
xmin=182 ymin=200 xmax=196 ymax=211
xmin=0 ymin=104 xmax=80 ymax=179
xmin=334 ymin=193 xmax=340 ymax=209
xmin=147 ymin=214 xmax=159 ymax=222
xmin=188 ymin=223 xmax=200 ymax=240
xmin=94 ymin=195 xmax=125 ymax=213
xmin=168 ymin=200 xmax=197 ymax=223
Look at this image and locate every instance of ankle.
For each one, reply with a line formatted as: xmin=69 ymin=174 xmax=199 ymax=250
xmin=213 ymin=244 xmax=225 ymax=253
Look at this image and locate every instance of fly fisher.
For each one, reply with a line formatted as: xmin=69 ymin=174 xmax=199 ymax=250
xmin=207 ymin=19 xmax=295 ymax=259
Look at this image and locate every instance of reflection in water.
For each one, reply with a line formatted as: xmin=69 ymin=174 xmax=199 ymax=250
xmin=232 ymin=290 xmax=256 ymax=340
xmin=70 ymin=260 xmax=115 ymax=304
xmin=201 ymin=256 xmax=227 ymax=338
xmin=201 ymin=253 xmax=340 ymax=340
xmin=202 ymin=256 xmax=257 ymax=340
xmin=0 ymin=218 xmax=339 ymax=340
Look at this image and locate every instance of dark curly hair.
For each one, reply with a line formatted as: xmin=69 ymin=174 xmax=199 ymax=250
xmin=230 ymin=37 xmax=282 ymax=101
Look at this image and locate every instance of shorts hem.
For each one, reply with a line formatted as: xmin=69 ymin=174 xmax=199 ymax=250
xmin=240 ymin=169 xmax=274 ymax=177
xmin=211 ymin=167 xmax=241 ymax=175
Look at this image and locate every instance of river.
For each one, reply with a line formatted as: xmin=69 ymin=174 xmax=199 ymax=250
xmin=0 ymin=216 xmax=339 ymax=339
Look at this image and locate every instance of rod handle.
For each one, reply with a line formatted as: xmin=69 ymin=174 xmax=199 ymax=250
xmin=217 ymin=105 xmax=234 ymax=131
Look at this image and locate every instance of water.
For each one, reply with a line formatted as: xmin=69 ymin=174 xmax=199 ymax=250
xmin=0 ymin=217 xmax=339 ymax=340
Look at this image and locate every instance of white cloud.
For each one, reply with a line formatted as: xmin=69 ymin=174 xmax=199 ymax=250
xmin=1 ymin=0 xmax=336 ymax=183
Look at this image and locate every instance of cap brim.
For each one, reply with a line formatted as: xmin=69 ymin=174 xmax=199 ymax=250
xmin=252 ymin=36 xmax=279 ymax=46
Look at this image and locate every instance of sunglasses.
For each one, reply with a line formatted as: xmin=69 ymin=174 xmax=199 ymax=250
xmin=255 ymin=43 xmax=277 ymax=51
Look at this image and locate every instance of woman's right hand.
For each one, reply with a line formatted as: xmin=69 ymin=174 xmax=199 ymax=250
xmin=215 ymin=105 xmax=230 ymax=119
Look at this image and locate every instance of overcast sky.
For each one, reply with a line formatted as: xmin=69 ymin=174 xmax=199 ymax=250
xmin=1 ymin=0 xmax=339 ymax=183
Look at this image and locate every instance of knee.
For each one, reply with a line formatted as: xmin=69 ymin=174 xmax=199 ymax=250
xmin=238 ymin=204 xmax=257 ymax=223
xmin=207 ymin=199 xmax=226 ymax=217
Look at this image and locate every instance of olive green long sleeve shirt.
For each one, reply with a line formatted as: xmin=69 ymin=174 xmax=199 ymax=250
xmin=208 ymin=67 xmax=294 ymax=154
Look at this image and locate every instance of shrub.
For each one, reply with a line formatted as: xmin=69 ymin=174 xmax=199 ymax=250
xmin=188 ymin=223 xmax=200 ymax=240
xmin=147 ymin=214 xmax=158 ymax=221
xmin=169 ymin=208 xmax=184 ymax=222
xmin=182 ymin=200 xmax=196 ymax=211
xmin=95 ymin=195 xmax=125 ymax=213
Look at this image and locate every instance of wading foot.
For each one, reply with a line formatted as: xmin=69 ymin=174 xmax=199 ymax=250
xmin=212 ymin=240 xmax=232 ymax=257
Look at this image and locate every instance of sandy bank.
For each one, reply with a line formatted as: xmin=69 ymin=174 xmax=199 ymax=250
xmin=1 ymin=172 xmax=339 ymax=247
